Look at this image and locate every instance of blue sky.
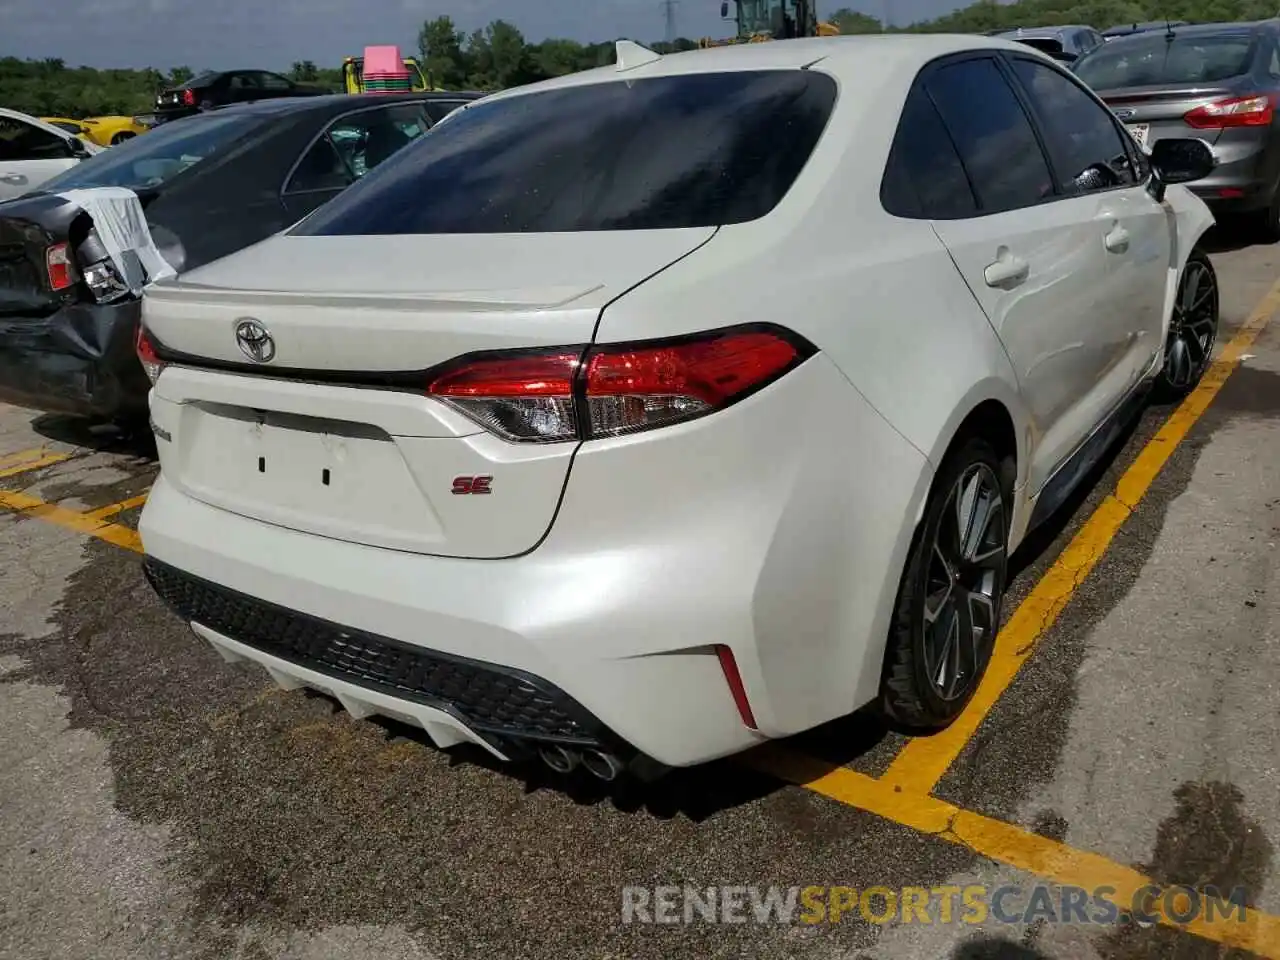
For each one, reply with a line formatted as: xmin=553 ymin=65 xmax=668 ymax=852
xmin=1 ymin=0 xmax=959 ymax=70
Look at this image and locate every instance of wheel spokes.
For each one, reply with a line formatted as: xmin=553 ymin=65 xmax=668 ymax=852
xmin=925 ymin=462 xmax=1009 ymax=702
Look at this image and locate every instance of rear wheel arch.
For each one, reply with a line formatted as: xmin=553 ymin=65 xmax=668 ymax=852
xmin=916 ymin=390 xmax=1025 ymax=528
xmin=952 ymin=399 xmax=1018 ymax=492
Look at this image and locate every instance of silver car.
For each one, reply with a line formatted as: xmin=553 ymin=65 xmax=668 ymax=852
xmin=1074 ymin=20 xmax=1280 ymax=238
xmin=995 ymin=25 xmax=1106 ymax=63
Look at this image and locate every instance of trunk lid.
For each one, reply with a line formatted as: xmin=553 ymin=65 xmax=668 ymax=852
xmin=1098 ymin=82 xmax=1240 ymax=147
xmin=144 ymin=229 xmax=714 ymax=559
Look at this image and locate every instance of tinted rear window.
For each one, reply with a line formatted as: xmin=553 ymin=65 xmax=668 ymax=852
xmin=37 ymin=112 xmax=259 ymax=193
xmin=1074 ymin=33 xmax=1255 ymax=87
xmin=294 ymin=70 xmax=837 ymax=235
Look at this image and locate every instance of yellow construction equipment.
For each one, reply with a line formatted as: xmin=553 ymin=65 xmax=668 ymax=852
xmin=342 ymin=46 xmax=437 ymax=94
xmin=699 ymin=0 xmax=840 ymax=47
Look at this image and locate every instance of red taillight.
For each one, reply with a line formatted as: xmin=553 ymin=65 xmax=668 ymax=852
xmin=135 ymin=323 xmax=166 ymax=385
xmin=715 ymin=645 xmax=758 ymax=730
xmin=45 ymin=243 xmax=74 ymax=291
xmin=426 ymin=326 xmax=808 ymax=443
xmin=181 ymin=89 xmax=196 ymax=106
xmin=428 ymin=351 xmax=582 ymax=442
xmin=1184 ymin=94 xmax=1274 ymax=129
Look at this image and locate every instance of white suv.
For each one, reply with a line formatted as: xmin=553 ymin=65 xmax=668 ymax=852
xmin=137 ymin=36 xmax=1217 ymax=780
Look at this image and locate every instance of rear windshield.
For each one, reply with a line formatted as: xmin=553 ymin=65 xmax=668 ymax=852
xmin=293 ymin=70 xmax=837 ymax=235
xmin=36 ymin=112 xmax=259 ymax=193
xmin=1015 ymin=37 xmax=1066 ymax=55
xmin=1074 ymin=33 xmax=1255 ymax=87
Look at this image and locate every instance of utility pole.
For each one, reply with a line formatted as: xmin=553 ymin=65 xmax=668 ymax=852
xmin=661 ymin=0 xmax=679 ymax=44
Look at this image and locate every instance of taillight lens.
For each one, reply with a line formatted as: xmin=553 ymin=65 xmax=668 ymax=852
xmin=584 ymin=330 xmax=802 ymax=438
xmin=428 ymin=351 xmax=582 ymax=443
xmin=1184 ymin=94 xmax=1274 ymax=129
xmin=427 ymin=326 xmax=810 ymax=443
xmin=181 ymin=89 xmax=196 ymax=106
xmin=45 ymin=243 xmax=75 ymax=292
xmin=135 ymin=323 xmax=166 ymax=385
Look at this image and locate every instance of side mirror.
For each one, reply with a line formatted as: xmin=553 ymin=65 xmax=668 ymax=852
xmin=66 ymin=137 xmax=91 ymax=159
xmin=1149 ymin=137 xmax=1214 ymax=186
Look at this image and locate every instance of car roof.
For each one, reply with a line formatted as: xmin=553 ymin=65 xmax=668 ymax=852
xmin=997 ymin=25 xmax=1093 ymax=39
xmin=473 ymin=34 xmax=1038 ymax=107
xmin=0 ymin=106 xmax=80 ymax=141
xmin=1096 ymin=18 xmax=1272 ymax=46
xmin=209 ymin=91 xmax=485 ymax=118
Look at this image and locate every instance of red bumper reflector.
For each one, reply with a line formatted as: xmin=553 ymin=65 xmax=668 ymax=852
xmin=715 ymin=644 xmax=757 ymax=730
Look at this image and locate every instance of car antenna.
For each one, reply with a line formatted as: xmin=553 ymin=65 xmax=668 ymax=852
xmin=615 ymin=39 xmax=662 ymax=71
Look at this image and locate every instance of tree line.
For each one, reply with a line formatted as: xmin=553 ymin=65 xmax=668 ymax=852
xmin=2 ymin=0 xmax=1278 ymax=119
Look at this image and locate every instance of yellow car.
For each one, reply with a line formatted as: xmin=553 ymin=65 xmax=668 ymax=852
xmin=40 ymin=116 xmax=90 ymax=138
xmin=38 ymin=115 xmax=149 ymax=146
xmin=79 ymin=115 xmax=151 ymax=146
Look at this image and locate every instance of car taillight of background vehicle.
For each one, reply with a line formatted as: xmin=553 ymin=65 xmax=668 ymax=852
xmin=182 ymin=89 xmax=197 ymax=107
xmin=427 ymin=325 xmax=813 ymax=443
xmin=1184 ymin=94 xmax=1275 ymax=129
xmin=45 ymin=243 xmax=75 ymax=292
xmin=135 ymin=325 xmax=166 ymax=385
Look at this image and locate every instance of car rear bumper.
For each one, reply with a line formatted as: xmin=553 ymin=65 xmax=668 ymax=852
xmin=1183 ymin=134 xmax=1279 ymax=213
xmin=137 ymin=354 xmax=932 ymax=768
xmin=0 ymin=299 xmax=149 ymax=420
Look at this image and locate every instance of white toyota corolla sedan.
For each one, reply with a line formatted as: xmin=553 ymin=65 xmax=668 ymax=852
xmin=136 ymin=34 xmax=1219 ymax=780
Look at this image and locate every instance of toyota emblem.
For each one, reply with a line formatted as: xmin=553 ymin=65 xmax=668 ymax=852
xmin=234 ymin=318 xmax=275 ymax=363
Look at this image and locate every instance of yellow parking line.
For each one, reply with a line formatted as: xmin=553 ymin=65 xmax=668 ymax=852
xmin=84 ymin=493 xmax=149 ymax=522
xmin=881 ymin=278 xmax=1280 ymax=796
xmin=0 ymin=488 xmax=142 ymax=553
xmin=752 ymin=747 xmax=1280 ymax=958
xmin=0 ymin=446 xmax=58 ymax=468
xmin=0 ymin=452 xmax=71 ymax=480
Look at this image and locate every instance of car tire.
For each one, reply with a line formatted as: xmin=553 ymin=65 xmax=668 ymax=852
xmin=110 ymin=132 xmax=135 ymax=145
xmin=1155 ymin=247 xmax=1219 ymax=401
xmin=881 ymin=436 xmax=1012 ymax=730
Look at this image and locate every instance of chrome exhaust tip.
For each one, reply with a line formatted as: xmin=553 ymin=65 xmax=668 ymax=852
xmin=580 ymin=749 xmax=624 ymax=782
xmin=538 ymin=744 xmax=579 ymax=774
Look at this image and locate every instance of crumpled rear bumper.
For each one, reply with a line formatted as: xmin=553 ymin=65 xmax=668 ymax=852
xmin=0 ymin=298 xmax=148 ymax=420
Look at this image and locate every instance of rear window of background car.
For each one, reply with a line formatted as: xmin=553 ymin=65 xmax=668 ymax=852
xmin=1074 ymin=34 xmax=1255 ymax=87
xmin=38 ymin=112 xmax=259 ymax=193
xmin=292 ymin=70 xmax=838 ymax=235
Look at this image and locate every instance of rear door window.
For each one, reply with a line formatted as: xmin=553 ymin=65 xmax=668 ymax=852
xmin=881 ymin=86 xmax=978 ymax=219
xmin=293 ymin=70 xmax=838 ymax=235
xmin=1010 ymin=57 xmax=1137 ymax=192
xmin=925 ymin=58 xmax=1055 ymax=214
xmin=258 ymin=72 xmax=294 ymax=91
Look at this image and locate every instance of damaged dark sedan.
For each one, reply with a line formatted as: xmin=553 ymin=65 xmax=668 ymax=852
xmin=0 ymin=91 xmax=479 ymax=422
